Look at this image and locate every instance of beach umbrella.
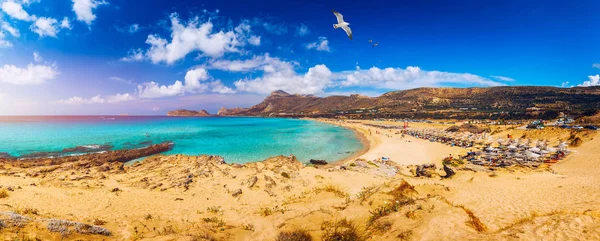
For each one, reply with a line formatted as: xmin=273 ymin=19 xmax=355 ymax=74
xmin=529 ymin=147 xmax=541 ymax=153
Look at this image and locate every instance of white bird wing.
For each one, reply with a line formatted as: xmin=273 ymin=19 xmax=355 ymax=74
xmin=341 ymin=25 xmax=352 ymax=40
xmin=332 ymin=10 xmax=344 ymax=23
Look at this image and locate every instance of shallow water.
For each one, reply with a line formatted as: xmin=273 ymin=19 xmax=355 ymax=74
xmin=0 ymin=116 xmax=363 ymax=163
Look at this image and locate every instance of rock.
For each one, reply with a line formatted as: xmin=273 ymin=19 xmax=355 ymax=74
xmin=174 ymin=198 xmax=184 ymax=201
xmin=264 ymin=175 xmax=277 ymax=189
xmin=232 ymin=189 xmax=242 ymax=197
xmin=167 ymin=109 xmax=211 ymax=116
xmin=111 ymin=188 xmax=120 ymax=192
xmin=248 ymin=176 xmax=258 ymax=188
xmin=443 ymin=165 xmax=455 ymax=178
xmin=310 ymin=159 xmax=328 ymax=165
xmin=416 ymin=163 xmax=437 ymax=178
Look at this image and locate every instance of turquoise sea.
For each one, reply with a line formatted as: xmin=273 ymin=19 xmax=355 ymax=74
xmin=0 ymin=116 xmax=363 ymax=164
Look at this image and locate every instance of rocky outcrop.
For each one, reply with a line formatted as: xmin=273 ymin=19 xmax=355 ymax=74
xmin=167 ymin=109 xmax=211 ymax=116
xmin=416 ymin=163 xmax=437 ymax=178
xmin=0 ymin=142 xmax=174 ymax=168
xmin=310 ymin=159 xmax=328 ymax=165
xmin=217 ymin=107 xmax=248 ymax=116
xmin=443 ymin=165 xmax=456 ymax=178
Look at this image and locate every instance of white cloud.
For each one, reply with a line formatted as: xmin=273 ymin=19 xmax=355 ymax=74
xmin=1 ymin=0 xmax=34 ymax=21
xmin=491 ymin=75 xmax=515 ymax=81
xmin=336 ymin=66 xmax=505 ymax=89
xmin=1 ymin=22 xmax=19 ymax=37
xmin=30 ymin=17 xmax=59 ymax=37
xmin=561 ymin=81 xmax=569 ymax=88
xmin=296 ymin=23 xmax=309 ymax=36
xmin=60 ymin=17 xmax=72 ymax=29
xmin=306 ymin=36 xmax=330 ymax=52
xmin=72 ymin=0 xmax=107 ymax=25
xmin=109 ymin=76 xmax=136 ymax=85
xmin=248 ymin=35 xmax=261 ymax=46
xmin=127 ymin=13 xmax=258 ymax=64
xmin=207 ymin=53 xmax=295 ymax=73
xmin=64 ymin=67 xmax=235 ymax=104
xmin=577 ymin=75 xmax=600 ymax=87
xmin=121 ymin=48 xmax=144 ymax=62
xmin=33 ymin=51 xmax=42 ymax=62
xmin=0 ymin=63 xmax=58 ymax=85
xmin=106 ymin=93 xmax=134 ymax=102
xmin=128 ymin=23 xmax=139 ymax=33
xmin=184 ymin=67 xmax=209 ymax=92
xmin=235 ymin=64 xmax=332 ymax=95
xmin=137 ymin=80 xmax=185 ymax=98
xmin=593 ymin=63 xmax=600 ymax=69
xmin=59 ymin=93 xmax=135 ymax=104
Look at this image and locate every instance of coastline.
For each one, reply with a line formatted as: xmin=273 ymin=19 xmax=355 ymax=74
xmin=308 ymin=118 xmax=373 ymax=166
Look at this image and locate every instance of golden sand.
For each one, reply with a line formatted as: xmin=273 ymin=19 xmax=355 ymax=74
xmin=1 ymin=119 xmax=599 ymax=240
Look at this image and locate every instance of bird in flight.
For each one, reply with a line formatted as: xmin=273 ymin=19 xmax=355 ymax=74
xmin=368 ymin=39 xmax=379 ymax=47
xmin=332 ymin=10 xmax=352 ymax=40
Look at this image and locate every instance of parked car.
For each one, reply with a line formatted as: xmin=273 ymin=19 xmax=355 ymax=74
xmin=583 ymin=125 xmax=598 ymax=130
xmin=559 ymin=125 xmax=572 ymax=129
xmin=573 ymin=126 xmax=583 ymax=130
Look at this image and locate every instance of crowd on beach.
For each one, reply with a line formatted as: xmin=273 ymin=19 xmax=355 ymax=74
xmin=401 ymin=128 xmax=571 ymax=167
xmin=362 ymin=121 xmax=572 ymax=168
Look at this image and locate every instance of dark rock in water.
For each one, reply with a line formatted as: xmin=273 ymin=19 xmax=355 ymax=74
xmin=232 ymin=189 xmax=242 ymax=197
xmin=443 ymin=165 xmax=455 ymax=178
xmin=310 ymin=159 xmax=328 ymax=165
xmin=0 ymin=152 xmax=12 ymax=158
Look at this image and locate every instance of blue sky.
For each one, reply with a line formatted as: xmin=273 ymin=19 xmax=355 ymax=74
xmin=0 ymin=0 xmax=599 ymax=115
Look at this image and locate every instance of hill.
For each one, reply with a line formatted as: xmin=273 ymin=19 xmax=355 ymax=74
xmin=216 ymin=86 xmax=600 ymax=120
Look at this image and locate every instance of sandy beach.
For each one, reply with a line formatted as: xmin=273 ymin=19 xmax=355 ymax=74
xmin=1 ymin=119 xmax=599 ymax=240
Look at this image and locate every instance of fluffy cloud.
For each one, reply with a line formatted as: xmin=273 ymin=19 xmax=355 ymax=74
xmin=306 ymin=37 xmax=330 ymax=52
xmin=137 ymin=80 xmax=185 ymax=98
xmin=577 ymin=75 xmax=600 ymax=87
xmin=335 ymin=66 xmax=504 ymax=89
xmin=593 ymin=63 xmax=600 ymax=69
xmin=136 ymin=67 xmax=235 ymax=97
xmin=124 ymin=13 xmax=259 ymax=64
xmin=184 ymin=67 xmax=209 ymax=92
xmin=60 ymin=17 xmax=72 ymax=29
xmin=62 ymin=68 xmax=235 ymax=104
xmin=296 ymin=23 xmax=309 ymax=36
xmin=1 ymin=22 xmax=19 ymax=37
xmin=207 ymin=53 xmax=296 ymax=73
xmin=248 ymin=35 xmax=261 ymax=46
xmin=235 ymin=64 xmax=332 ymax=95
xmin=72 ymin=0 xmax=107 ymax=25
xmin=30 ymin=17 xmax=59 ymax=37
xmin=120 ymin=48 xmax=144 ymax=62
xmin=33 ymin=51 xmax=42 ymax=62
xmin=1 ymin=0 xmax=33 ymax=21
xmin=491 ymin=75 xmax=515 ymax=81
xmin=0 ymin=63 xmax=58 ymax=85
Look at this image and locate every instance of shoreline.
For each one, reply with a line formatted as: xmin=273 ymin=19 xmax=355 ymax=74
xmin=308 ymin=118 xmax=374 ymax=166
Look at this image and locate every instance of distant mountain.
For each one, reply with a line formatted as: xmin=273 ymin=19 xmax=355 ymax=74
xmin=167 ymin=109 xmax=211 ymax=116
xmin=215 ymin=87 xmax=600 ymax=120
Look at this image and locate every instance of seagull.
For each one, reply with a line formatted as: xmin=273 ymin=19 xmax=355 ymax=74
xmin=368 ymin=40 xmax=373 ymax=43
xmin=372 ymin=42 xmax=379 ymax=47
xmin=332 ymin=10 xmax=352 ymax=40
